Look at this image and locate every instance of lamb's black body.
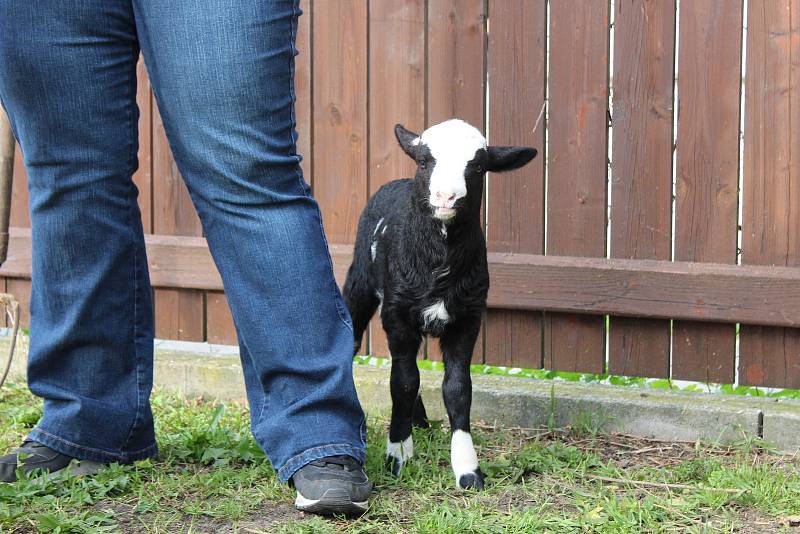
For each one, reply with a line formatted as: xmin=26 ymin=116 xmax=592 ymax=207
xmin=345 ymin=178 xmax=489 ymax=345
xmin=344 ymin=177 xmax=488 ymax=486
xmin=343 ymin=121 xmax=536 ymax=490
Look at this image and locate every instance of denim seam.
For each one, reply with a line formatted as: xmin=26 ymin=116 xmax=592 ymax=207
xmin=276 ymin=442 xmax=366 ymax=483
xmin=245 ymin=335 xmax=270 ymax=445
xmin=120 ymin=45 xmax=146 ymax=453
xmin=29 ymin=427 xmax=156 ymax=463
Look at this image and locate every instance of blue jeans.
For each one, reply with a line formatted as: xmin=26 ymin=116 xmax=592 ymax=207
xmin=0 ymin=0 xmax=366 ymax=482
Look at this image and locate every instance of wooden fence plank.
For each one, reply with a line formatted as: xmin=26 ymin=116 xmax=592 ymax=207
xmin=368 ymin=0 xmax=426 ymax=359
xmin=485 ymin=0 xmax=546 ymax=368
xmin=133 ymin=57 xmax=153 ymax=234
xmin=426 ymin=0 xmax=486 ymax=361
xmin=206 ymin=291 xmax=237 ymax=345
xmin=6 ymin=278 xmax=30 ymax=330
xmin=545 ymin=1 xmax=610 ymax=373
xmin=427 ymin=0 xmax=486 ymax=128
xmin=312 ymin=0 xmax=368 ymax=245
xmin=673 ymin=1 xmax=742 ymax=383
xmin=294 ymin=0 xmax=312 ymax=184
xmin=608 ymin=0 xmax=675 ymax=378
xmin=740 ymin=0 xmax=800 ymax=388
xmin=11 ymin=147 xmax=27 ymax=228
xmin=151 ymin=98 xmax=204 ymax=341
xmin=8 ymin=145 xmax=29 ymax=324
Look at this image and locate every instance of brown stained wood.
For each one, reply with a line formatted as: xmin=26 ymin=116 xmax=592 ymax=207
xmin=6 ymin=278 xmax=30 ymax=329
xmin=673 ymin=1 xmax=742 ymax=383
xmin=294 ymin=0 xmax=312 ymax=185
xmin=312 ymin=0 xmax=368 ymax=244
xmin=485 ymin=0 xmax=546 ymax=368
xmin=11 ymin=147 xmax=28 ymax=228
xmin=154 ymin=288 xmax=204 ymax=341
xmin=133 ymin=57 xmax=153 ymax=234
xmin=151 ymin=98 xmax=204 ymax=341
xmin=427 ymin=0 xmax=485 ymax=128
xmin=206 ymin=291 xmax=238 ymax=345
xmin=740 ymin=0 xmax=800 ymax=388
xmin=368 ymin=0 xmax=426 ymax=358
xmin=7 ymin=229 xmax=800 ymax=327
xmin=151 ymin=100 xmax=202 ymax=238
xmin=545 ymin=1 xmax=609 ymax=374
xmin=608 ymin=0 xmax=675 ymax=378
xmin=425 ymin=0 xmax=486 ymax=361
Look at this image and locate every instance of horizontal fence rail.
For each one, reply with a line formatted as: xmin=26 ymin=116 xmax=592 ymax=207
xmin=3 ymin=0 xmax=800 ymax=389
xmin=4 ymin=228 xmax=800 ymax=328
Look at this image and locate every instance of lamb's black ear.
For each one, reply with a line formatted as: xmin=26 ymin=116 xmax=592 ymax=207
xmin=395 ymin=124 xmax=421 ymax=159
xmin=486 ymin=146 xmax=538 ymax=172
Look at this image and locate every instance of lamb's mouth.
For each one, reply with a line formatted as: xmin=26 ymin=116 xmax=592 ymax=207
xmin=433 ymin=206 xmax=457 ymax=220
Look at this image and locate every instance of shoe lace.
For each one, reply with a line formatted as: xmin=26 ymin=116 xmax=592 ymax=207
xmin=309 ymin=455 xmax=360 ymax=471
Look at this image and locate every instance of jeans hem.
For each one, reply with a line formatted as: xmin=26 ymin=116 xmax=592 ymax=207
xmin=27 ymin=427 xmax=158 ymax=464
xmin=276 ymin=443 xmax=366 ymax=483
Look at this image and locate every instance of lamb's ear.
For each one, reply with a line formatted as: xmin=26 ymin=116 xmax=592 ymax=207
xmin=486 ymin=146 xmax=538 ymax=172
xmin=395 ymin=124 xmax=422 ymax=159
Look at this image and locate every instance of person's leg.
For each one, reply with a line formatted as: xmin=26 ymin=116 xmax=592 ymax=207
xmin=0 ymin=1 xmax=156 ymax=463
xmin=133 ymin=0 xmax=366 ymax=482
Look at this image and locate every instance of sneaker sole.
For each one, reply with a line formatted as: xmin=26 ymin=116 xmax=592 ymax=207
xmin=295 ymin=488 xmax=368 ymax=517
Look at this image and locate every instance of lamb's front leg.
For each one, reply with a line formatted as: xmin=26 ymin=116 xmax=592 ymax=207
xmin=440 ymin=316 xmax=484 ymax=490
xmin=386 ymin=325 xmax=423 ymax=476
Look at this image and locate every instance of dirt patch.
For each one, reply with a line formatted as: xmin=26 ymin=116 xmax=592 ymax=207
xmin=89 ymin=500 xmax=309 ymax=533
xmin=737 ymin=508 xmax=798 ymax=533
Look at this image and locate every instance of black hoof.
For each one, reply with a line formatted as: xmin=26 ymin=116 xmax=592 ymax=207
xmin=412 ymin=417 xmax=430 ymax=429
xmin=386 ymin=456 xmax=404 ymax=477
xmin=458 ymin=469 xmax=485 ymax=490
xmin=412 ymin=396 xmax=429 ymax=429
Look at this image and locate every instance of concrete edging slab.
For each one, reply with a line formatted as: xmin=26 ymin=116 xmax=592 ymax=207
xmin=6 ymin=338 xmax=799 ymax=452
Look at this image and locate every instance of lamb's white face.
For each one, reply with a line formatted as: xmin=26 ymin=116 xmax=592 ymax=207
xmin=414 ymin=119 xmax=487 ymax=221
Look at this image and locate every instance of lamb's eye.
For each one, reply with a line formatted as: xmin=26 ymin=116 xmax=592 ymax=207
xmin=475 ymin=164 xmax=484 ymax=174
xmin=418 ymin=160 xmax=427 ymax=169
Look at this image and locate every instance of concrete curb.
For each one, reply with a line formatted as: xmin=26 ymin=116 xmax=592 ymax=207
xmin=6 ymin=337 xmax=800 ymax=452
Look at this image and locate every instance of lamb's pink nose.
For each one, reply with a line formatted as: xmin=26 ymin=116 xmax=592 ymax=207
xmin=434 ymin=191 xmax=456 ymax=205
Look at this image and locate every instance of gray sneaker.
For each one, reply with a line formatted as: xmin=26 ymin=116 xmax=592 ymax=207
xmin=0 ymin=440 xmax=106 ymax=483
xmin=292 ymin=455 xmax=373 ymax=516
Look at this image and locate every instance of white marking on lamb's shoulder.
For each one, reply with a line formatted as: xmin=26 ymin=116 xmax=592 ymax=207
xmin=382 ymin=225 xmax=387 ymax=235
xmin=386 ymin=435 xmax=414 ymax=463
xmin=374 ymin=218 xmax=385 ymax=235
xmin=422 ymin=300 xmax=450 ymax=326
xmin=371 ymin=241 xmax=378 ymax=262
xmin=451 ymin=430 xmax=479 ymax=481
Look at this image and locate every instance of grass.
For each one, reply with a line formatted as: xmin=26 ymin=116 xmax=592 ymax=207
xmin=2 ymin=382 xmax=800 ymax=533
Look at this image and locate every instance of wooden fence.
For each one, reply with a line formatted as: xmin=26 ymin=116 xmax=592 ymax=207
xmin=3 ymin=0 xmax=800 ymax=389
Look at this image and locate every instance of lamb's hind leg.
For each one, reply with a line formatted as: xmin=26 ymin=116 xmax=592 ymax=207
xmin=412 ymin=394 xmax=430 ymax=429
xmin=343 ymin=267 xmax=380 ymax=355
xmin=385 ymin=323 xmax=423 ymax=476
xmin=440 ymin=316 xmax=484 ymax=490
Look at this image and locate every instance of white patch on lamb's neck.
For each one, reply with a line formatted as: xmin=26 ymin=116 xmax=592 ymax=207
xmin=371 ymin=241 xmax=378 ymax=262
xmin=418 ymin=119 xmax=486 ymax=210
xmin=373 ymin=218 xmax=385 ymax=235
xmin=451 ymin=430 xmax=479 ymax=480
xmin=422 ymin=300 xmax=450 ymax=327
xmin=386 ymin=435 xmax=414 ymax=462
